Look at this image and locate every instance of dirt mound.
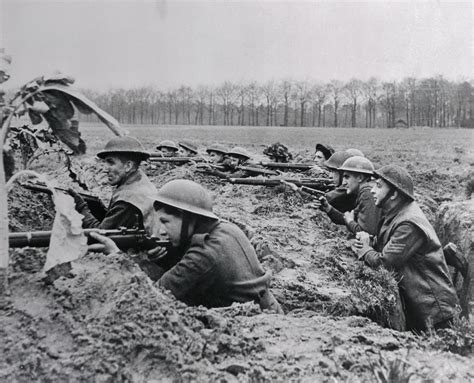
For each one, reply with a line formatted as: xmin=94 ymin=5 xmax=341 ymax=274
xmin=435 ymin=200 xmax=474 ymax=318
xmin=8 ymin=186 xmax=55 ymax=232
xmin=3 ymin=249 xmax=268 ymax=381
xmin=3 ymin=155 xmax=473 ymax=381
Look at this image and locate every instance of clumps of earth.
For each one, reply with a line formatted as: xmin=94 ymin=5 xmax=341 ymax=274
xmin=2 ymin=154 xmax=473 ymax=381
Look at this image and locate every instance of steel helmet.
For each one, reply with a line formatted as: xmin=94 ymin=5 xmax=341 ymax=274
xmin=373 ymin=165 xmax=415 ymax=201
xmin=178 ymin=140 xmax=198 ymax=154
xmin=346 ymin=148 xmax=365 ymax=157
xmin=338 ymin=156 xmax=375 ymax=175
xmin=156 ymin=140 xmax=179 ymax=151
xmin=97 ymin=136 xmax=150 ymax=160
xmin=324 ymin=151 xmax=353 ymax=170
xmin=206 ymin=143 xmax=228 ymax=155
xmin=227 ymin=146 xmax=251 ymax=161
xmin=315 ymin=143 xmax=335 ymax=160
xmin=154 ymin=179 xmax=219 ymax=220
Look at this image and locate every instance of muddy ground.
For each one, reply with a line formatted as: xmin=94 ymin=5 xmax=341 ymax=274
xmin=2 ymin=147 xmax=473 ymax=382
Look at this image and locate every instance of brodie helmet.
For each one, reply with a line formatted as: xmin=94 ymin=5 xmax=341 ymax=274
xmin=97 ymin=136 xmax=150 ymax=160
xmin=324 ymin=151 xmax=353 ymax=170
xmin=178 ymin=140 xmax=198 ymax=154
xmin=227 ymin=146 xmax=251 ymax=161
xmin=206 ymin=143 xmax=228 ymax=155
xmin=373 ymin=165 xmax=415 ymax=201
xmin=154 ymin=179 xmax=219 ymax=220
xmin=338 ymin=156 xmax=375 ymax=175
xmin=345 ymin=148 xmax=365 ymax=157
xmin=156 ymin=140 xmax=179 ymax=152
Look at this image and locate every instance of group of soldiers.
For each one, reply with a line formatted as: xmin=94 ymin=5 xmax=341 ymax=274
xmin=72 ymin=135 xmax=460 ymax=333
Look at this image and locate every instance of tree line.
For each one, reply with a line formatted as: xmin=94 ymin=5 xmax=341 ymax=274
xmin=82 ymin=76 xmax=474 ymax=129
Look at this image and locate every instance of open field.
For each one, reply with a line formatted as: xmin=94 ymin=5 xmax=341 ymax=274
xmin=3 ymin=124 xmax=473 ymax=381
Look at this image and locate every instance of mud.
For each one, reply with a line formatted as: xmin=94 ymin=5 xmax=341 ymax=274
xmin=3 ymin=151 xmax=473 ymax=381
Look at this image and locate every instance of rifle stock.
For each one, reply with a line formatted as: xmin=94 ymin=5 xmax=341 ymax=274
xmin=229 ymin=177 xmax=334 ymax=190
xmin=9 ymin=228 xmax=171 ymax=251
xmin=280 ymin=180 xmax=326 ymax=199
xmin=20 ymin=181 xmax=107 ymax=221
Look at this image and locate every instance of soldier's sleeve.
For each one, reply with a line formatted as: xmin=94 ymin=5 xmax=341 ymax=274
xmin=97 ymin=201 xmax=143 ymax=230
xmin=362 ymin=223 xmax=425 ymax=270
xmin=346 ymin=191 xmax=379 ymax=235
xmin=159 ymin=247 xmax=217 ymax=301
xmin=325 ymin=205 xmax=346 ymax=225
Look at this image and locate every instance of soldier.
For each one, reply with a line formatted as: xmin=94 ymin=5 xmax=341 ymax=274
xmin=225 ymin=146 xmax=257 ymax=178
xmin=318 ymin=156 xmax=381 ymax=236
xmin=178 ymin=140 xmax=198 ymax=157
xmin=320 ymin=151 xmax=357 ymax=213
xmin=352 ymin=165 xmax=458 ymax=332
xmin=314 ymin=143 xmax=334 ymax=166
xmin=156 ymin=140 xmax=179 ymax=157
xmin=69 ymin=136 xmax=159 ymax=235
xmin=206 ymin=143 xmax=228 ymax=164
xmin=91 ymin=179 xmax=283 ymax=313
xmin=346 ymin=148 xmax=365 ymax=157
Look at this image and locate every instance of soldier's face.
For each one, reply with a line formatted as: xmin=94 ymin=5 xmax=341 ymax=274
xmin=179 ymin=148 xmax=193 ymax=156
xmin=157 ymin=210 xmax=182 ymax=248
xmin=161 ymin=148 xmax=176 ymax=157
xmin=228 ymin=156 xmax=240 ymax=167
xmin=209 ymin=151 xmax=224 ymax=163
xmin=314 ymin=150 xmax=326 ymax=165
xmin=104 ymin=155 xmax=130 ymax=186
xmin=342 ymin=172 xmax=360 ymax=195
xmin=331 ymin=170 xmax=341 ymax=185
xmin=372 ymin=179 xmax=391 ymax=207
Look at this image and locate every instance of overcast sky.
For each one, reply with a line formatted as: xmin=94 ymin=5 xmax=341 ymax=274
xmin=1 ymin=0 xmax=472 ymax=90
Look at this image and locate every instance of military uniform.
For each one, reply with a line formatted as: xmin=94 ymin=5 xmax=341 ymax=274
xmin=360 ymin=200 xmax=458 ymax=331
xmin=326 ymin=182 xmax=381 ymax=235
xmin=78 ymin=169 xmax=159 ymax=235
xmin=159 ymin=220 xmax=281 ymax=312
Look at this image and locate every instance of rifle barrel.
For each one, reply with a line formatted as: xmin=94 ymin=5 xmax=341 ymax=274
xmin=260 ymin=162 xmax=314 ymax=171
xmin=9 ymin=229 xmax=171 ymax=250
xmin=148 ymin=156 xmax=204 ymax=163
xmin=237 ymin=165 xmax=279 ymax=176
xmin=229 ymin=177 xmax=333 ymax=190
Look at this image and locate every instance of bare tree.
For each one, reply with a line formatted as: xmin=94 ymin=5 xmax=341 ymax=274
xmin=344 ymin=79 xmax=363 ymax=127
xmin=327 ymin=80 xmax=343 ymax=127
xmin=311 ymin=83 xmax=327 ymax=127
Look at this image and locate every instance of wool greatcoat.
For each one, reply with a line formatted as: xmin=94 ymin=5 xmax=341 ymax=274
xmin=360 ymin=200 xmax=458 ymax=332
xmin=159 ymin=220 xmax=282 ymax=313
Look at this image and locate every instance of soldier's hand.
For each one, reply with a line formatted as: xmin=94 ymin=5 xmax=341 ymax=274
xmin=318 ymin=196 xmax=331 ymax=212
xmin=67 ymin=188 xmax=86 ymax=209
xmin=88 ymin=231 xmax=120 ymax=255
xmin=147 ymin=245 xmax=168 ymax=262
xmin=344 ymin=210 xmax=355 ymax=224
xmin=351 ymin=232 xmax=372 ymax=260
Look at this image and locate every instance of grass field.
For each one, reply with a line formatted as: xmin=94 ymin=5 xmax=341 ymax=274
xmin=82 ymin=123 xmax=473 ymax=173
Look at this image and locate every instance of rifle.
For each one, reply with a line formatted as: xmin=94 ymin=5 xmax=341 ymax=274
xmin=229 ymin=177 xmax=334 ymax=190
xmin=259 ymin=162 xmax=314 ymax=171
xmin=9 ymin=227 xmax=171 ymax=251
xmin=280 ymin=180 xmax=326 ymax=199
xmin=195 ymin=163 xmax=228 ymax=172
xmin=148 ymin=156 xmax=205 ymax=164
xmin=236 ymin=165 xmax=279 ymax=176
xmin=20 ymin=181 xmax=107 ymax=221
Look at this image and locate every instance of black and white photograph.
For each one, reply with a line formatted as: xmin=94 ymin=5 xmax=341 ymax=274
xmin=1 ymin=0 xmax=473 ymax=381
